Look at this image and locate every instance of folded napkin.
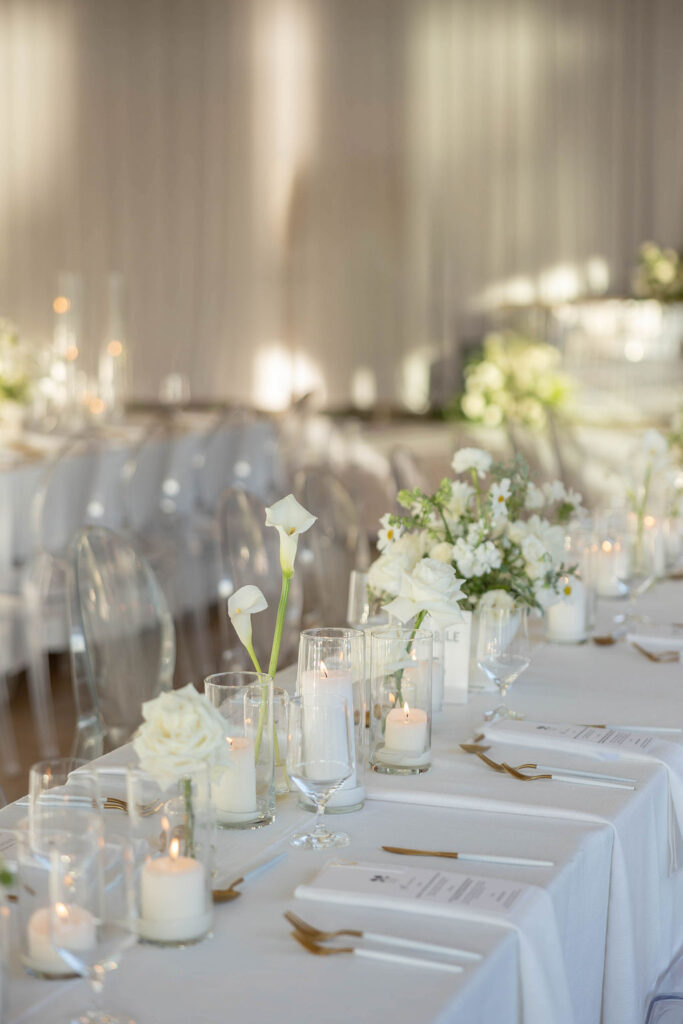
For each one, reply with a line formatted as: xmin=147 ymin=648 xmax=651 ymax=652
xmin=483 ymin=721 xmax=683 ymax=871
xmin=296 ymin=860 xmax=573 ymax=1024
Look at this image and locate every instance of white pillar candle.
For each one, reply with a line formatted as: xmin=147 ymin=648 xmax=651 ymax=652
xmin=212 ymin=736 xmax=258 ymax=822
xmin=139 ymin=838 xmax=210 ymax=943
xmin=595 ymin=540 xmax=627 ymax=598
xmin=643 ymin=516 xmax=667 ymax=577
xmin=546 ymin=577 xmax=587 ymax=643
xmin=384 ymin=702 xmax=428 ymax=755
xmin=25 ymin=904 xmax=96 ymax=976
xmin=299 ymin=664 xmax=357 ymax=787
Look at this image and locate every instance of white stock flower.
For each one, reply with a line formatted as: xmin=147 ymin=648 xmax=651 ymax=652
xmin=524 ymin=483 xmax=545 ymax=510
xmin=377 ymin=513 xmax=403 ymax=552
xmin=368 ymin=532 xmax=423 ymax=597
xmin=521 ymin=533 xmax=550 ymax=579
xmin=429 ymin=541 xmax=455 ymax=563
xmin=451 ymin=447 xmax=492 ymax=479
xmin=452 ymin=538 xmax=476 ymax=577
xmin=472 ymin=541 xmax=502 ymax=575
xmin=447 ymin=480 xmax=475 ymax=518
xmin=641 ymin=429 xmax=668 ymax=462
xmin=542 ymin=480 xmax=566 ymax=504
xmin=384 ymin=558 xmax=465 ymax=630
xmin=265 ymin=494 xmax=317 ymax=574
xmin=228 ymin=585 xmax=268 ymax=648
xmin=133 ymin=684 xmax=227 ymax=785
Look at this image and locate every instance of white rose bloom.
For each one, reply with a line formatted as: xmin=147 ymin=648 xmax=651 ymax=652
xmin=377 ymin=512 xmax=403 ymax=552
xmin=368 ymin=532 xmax=422 ymax=597
xmin=479 ymin=589 xmax=515 ymax=611
xmin=133 ymin=684 xmax=228 ymax=786
xmin=384 ymin=557 xmax=465 ymax=630
xmin=451 ymin=447 xmax=493 ymax=479
xmin=265 ymin=494 xmax=317 ymax=575
xmin=429 ymin=541 xmax=455 ymax=563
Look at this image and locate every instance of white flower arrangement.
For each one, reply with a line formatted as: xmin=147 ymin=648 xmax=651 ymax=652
xmin=369 ymin=448 xmax=583 ymax=615
xmin=453 ymin=332 xmax=572 ymax=430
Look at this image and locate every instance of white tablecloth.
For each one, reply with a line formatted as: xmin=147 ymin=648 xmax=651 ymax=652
xmin=2 ymin=583 xmax=683 ymax=1024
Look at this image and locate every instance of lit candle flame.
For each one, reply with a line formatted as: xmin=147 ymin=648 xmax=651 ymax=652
xmin=319 ymin=660 xmax=328 ymax=678
xmin=403 ymin=702 xmax=410 ymax=719
xmin=643 ymin=515 xmax=656 ymax=529
xmin=169 ymin=838 xmax=180 ymax=861
xmin=160 ymin=815 xmax=170 ymax=833
xmin=601 ymin=540 xmax=612 ymax=553
xmin=55 ymin=902 xmax=69 ymax=922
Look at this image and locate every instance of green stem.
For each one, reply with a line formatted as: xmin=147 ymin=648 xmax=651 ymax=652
xmin=394 ymin=608 xmax=427 ymax=706
xmin=268 ymin=572 xmax=291 ymax=679
xmin=437 ymin=505 xmax=454 ymax=545
xmin=182 ymin=777 xmax=195 ymax=859
xmin=470 ymin=469 xmax=482 ymax=518
xmin=245 ymin=640 xmax=263 ymax=675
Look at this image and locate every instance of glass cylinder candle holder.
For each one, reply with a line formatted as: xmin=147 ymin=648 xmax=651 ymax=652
xmin=273 ymin=687 xmax=290 ymax=796
xmin=126 ymin=764 xmax=214 ymax=946
xmin=296 ymin=627 xmax=366 ymax=813
xmin=204 ymin=672 xmax=275 ymax=828
xmin=13 ymin=813 xmax=102 ymax=978
xmin=369 ymin=628 xmax=433 ymax=775
xmin=544 ymin=575 xmax=589 ymax=644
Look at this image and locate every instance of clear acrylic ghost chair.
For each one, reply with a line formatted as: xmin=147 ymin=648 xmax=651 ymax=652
xmin=217 ymin=488 xmax=303 ymax=671
xmin=390 ymin=445 xmax=430 ymax=493
xmin=645 ymin=948 xmax=683 ymax=1023
xmin=68 ymin=526 xmax=175 ymax=760
xmin=14 ymin=436 xmax=102 ymax=758
xmin=294 ymin=467 xmax=369 ymax=626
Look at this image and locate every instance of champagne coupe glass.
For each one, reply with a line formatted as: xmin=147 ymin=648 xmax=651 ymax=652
xmin=286 ymin=695 xmax=353 ymax=850
xmin=477 ymin=604 xmax=530 ymax=722
xmin=49 ymin=833 xmax=138 ymax=1024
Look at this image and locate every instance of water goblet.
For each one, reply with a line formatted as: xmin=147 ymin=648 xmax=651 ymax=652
xmin=286 ymin=695 xmax=353 ymax=850
xmin=49 ymin=833 xmax=138 ymax=1024
xmin=477 ymin=604 xmax=530 ymax=722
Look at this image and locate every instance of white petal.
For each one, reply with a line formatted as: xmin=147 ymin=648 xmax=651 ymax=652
xmin=265 ymin=494 xmax=317 ymax=536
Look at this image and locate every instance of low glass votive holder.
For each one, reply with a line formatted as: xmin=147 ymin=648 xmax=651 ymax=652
xmin=204 ymin=672 xmax=275 ymax=828
xmin=126 ymin=765 xmax=214 ymax=946
xmin=369 ymin=627 xmax=432 ymax=775
xmin=13 ymin=813 xmax=102 ymax=978
xmin=296 ymin=627 xmax=366 ymax=813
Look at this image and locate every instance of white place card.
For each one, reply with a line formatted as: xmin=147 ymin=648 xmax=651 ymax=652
xmin=295 ymin=860 xmax=534 ymax=921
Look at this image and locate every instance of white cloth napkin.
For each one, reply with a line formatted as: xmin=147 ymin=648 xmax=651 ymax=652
xmin=482 ymin=721 xmax=683 ymax=871
xmin=295 ymin=860 xmax=573 ymax=1024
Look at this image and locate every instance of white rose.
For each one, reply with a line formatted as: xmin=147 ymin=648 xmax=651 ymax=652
xmin=385 ymin=557 xmax=465 ymax=630
xmin=451 ymin=447 xmax=493 ymax=479
xmin=429 ymin=541 xmax=455 ymax=563
xmin=133 ymin=684 xmax=227 ymax=785
xmin=479 ymin=589 xmax=515 ymax=611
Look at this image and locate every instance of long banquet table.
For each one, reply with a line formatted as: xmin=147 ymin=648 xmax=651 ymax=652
xmin=2 ymin=583 xmax=683 ymax=1024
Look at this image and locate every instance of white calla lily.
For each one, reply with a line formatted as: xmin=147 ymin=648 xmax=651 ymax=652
xmin=265 ymin=494 xmax=317 ymax=575
xmin=228 ymin=585 xmax=268 ymax=648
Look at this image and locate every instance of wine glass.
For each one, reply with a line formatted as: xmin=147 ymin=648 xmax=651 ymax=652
xmin=49 ymin=832 xmax=138 ymax=1024
xmin=477 ymin=604 xmax=530 ymax=722
xmin=286 ymin=695 xmax=353 ymax=850
xmin=617 ymin=522 xmax=658 ymax=614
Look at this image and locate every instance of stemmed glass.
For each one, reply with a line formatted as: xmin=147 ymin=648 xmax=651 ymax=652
xmin=617 ymin=524 xmax=657 ymax=614
xmin=477 ymin=604 xmax=530 ymax=722
xmin=49 ymin=832 xmax=138 ymax=1024
xmin=286 ymin=695 xmax=353 ymax=850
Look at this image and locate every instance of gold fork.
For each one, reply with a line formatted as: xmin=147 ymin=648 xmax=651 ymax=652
xmin=472 ymin=751 xmax=550 ymax=780
xmin=103 ymin=796 xmax=164 ymax=817
xmin=291 ymin=931 xmax=464 ymax=973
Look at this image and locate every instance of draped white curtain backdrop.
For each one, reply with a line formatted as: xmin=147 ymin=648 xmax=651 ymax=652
xmin=0 ymin=0 xmax=682 ymax=408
